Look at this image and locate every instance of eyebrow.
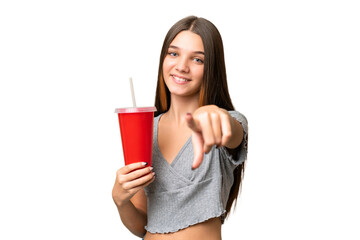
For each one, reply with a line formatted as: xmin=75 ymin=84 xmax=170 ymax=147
xmin=169 ymin=45 xmax=205 ymax=55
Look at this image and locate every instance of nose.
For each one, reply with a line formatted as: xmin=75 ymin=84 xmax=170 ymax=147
xmin=175 ymin=57 xmax=189 ymax=73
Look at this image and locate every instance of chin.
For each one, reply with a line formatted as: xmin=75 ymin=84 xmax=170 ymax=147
xmin=165 ymin=81 xmax=201 ymax=98
xmin=169 ymin=89 xmax=200 ymax=98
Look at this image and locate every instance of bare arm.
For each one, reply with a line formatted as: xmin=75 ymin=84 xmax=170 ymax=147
xmin=225 ymin=115 xmax=244 ymax=149
xmin=115 ymin=190 xmax=148 ymax=238
xmin=112 ymin=162 xmax=155 ymax=238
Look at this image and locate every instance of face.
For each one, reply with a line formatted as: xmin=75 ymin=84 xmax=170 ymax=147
xmin=162 ymin=30 xmax=205 ymax=98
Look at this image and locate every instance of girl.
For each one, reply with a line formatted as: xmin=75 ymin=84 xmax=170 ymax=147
xmin=112 ymin=16 xmax=248 ymax=240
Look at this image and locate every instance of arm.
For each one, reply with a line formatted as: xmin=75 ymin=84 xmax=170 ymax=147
xmin=225 ymin=115 xmax=244 ymax=149
xmin=115 ymin=190 xmax=148 ymax=238
xmin=112 ymin=162 xmax=155 ymax=237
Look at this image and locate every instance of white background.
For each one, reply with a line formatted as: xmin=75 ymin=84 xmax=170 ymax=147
xmin=1 ymin=0 xmax=359 ymax=239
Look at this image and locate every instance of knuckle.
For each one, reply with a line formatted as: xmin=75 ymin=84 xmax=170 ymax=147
xmin=118 ymin=177 xmax=125 ymax=185
xmin=127 ymin=189 xmax=135 ymax=196
xmin=144 ymin=172 xmax=152 ymax=180
xmin=123 ymin=165 xmax=131 ymax=172
xmin=226 ymin=131 xmax=233 ymax=139
xmin=210 ymin=112 xmax=218 ymax=119
xmin=219 ymin=107 xmax=228 ymax=113
xmin=122 ymin=183 xmax=128 ymax=190
xmin=222 ymin=132 xmax=232 ymax=143
xmin=207 ymin=137 xmax=216 ymax=146
xmin=220 ymin=111 xmax=230 ymax=120
xmin=133 ymin=170 xmax=141 ymax=178
xmin=200 ymin=111 xmax=210 ymax=120
xmin=138 ymin=167 xmax=150 ymax=178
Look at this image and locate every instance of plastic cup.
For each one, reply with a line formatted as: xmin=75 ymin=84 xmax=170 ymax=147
xmin=115 ymin=107 xmax=157 ymax=166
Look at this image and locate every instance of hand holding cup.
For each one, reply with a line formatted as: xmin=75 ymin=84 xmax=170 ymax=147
xmin=112 ymin=162 xmax=155 ymax=207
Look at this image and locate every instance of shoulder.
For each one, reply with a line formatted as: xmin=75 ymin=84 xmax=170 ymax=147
xmin=228 ymin=110 xmax=248 ymax=130
xmin=228 ymin=110 xmax=247 ymax=122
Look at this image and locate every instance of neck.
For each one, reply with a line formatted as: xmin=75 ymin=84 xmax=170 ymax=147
xmin=165 ymin=93 xmax=200 ymax=126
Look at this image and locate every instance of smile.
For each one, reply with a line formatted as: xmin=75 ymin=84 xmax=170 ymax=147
xmin=171 ymin=75 xmax=191 ymax=84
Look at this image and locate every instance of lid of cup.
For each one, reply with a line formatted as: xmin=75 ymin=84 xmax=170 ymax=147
xmin=114 ymin=106 xmax=157 ymax=113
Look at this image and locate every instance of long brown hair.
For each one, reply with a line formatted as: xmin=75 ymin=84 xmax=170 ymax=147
xmin=154 ymin=16 xmax=245 ymax=220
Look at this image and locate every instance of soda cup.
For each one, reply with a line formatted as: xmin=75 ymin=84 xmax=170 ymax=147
xmin=115 ymin=107 xmax=157 ymax=166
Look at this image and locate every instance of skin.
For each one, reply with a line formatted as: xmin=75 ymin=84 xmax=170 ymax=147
xmin=112 ymin=30 xmax=244 ymax=239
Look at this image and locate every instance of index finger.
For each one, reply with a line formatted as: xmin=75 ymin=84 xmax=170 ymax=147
xmin=119 ymin=162 xmax=148 ymax=174
xmin=191 ymin=131 xmax=204 ymax=170
xmin=186 ymin=113 xmax=201 ymax=133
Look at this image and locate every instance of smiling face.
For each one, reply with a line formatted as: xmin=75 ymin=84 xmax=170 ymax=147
xmin=162 ymin=30 xmax=205 ymax=98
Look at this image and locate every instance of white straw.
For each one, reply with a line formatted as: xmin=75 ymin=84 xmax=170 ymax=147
xmin=129 ymin=77 xmax=137 ymax=107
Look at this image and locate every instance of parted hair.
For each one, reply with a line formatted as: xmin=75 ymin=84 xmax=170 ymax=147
xmin=154 ymin=16 xmax=245 ymax=220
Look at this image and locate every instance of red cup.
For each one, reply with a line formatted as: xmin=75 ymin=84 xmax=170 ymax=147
xmin=115 ymin=107 xmax=157 ymax=166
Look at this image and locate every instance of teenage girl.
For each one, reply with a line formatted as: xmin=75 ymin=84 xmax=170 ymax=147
xmin=112 ymin=16 xmax=248 ymax=240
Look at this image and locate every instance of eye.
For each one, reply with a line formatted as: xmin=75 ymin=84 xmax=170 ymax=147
xmin=194 ymin=58 xmax=203 ymax=63
xmin=168 ymin=52 xmax=178 ymax=57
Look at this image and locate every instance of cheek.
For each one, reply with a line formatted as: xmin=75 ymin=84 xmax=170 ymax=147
xmin=194 ymin=66 xmax=204 ymax=80
xmin=162 ymin=59 xmax=172 ymax=86
xmin=162 ymin=57 xmax=174 ymax=74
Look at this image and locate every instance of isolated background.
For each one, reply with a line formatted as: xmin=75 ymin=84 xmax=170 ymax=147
xmin=1 ymin=0 xmax=359 ymax=239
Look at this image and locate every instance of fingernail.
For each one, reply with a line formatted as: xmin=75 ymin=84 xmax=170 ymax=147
xmin=142 ymin=162 xmax=148 ymax=166
xmin=149 ymin=167 xmax=153 ymax=171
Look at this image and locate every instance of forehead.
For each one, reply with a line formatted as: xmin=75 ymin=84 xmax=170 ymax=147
xmin=170 ymin=30 xmax=204 ymax=52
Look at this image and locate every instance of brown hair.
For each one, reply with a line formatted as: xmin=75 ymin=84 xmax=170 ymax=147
xmin=154 ymin=16 xmax=245 ymax=220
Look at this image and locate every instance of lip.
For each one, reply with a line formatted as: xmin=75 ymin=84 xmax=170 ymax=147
xmin=171 ymin=74 xmax=191 ymax=85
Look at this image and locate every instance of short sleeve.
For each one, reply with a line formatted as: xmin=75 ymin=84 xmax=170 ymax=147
xmin=219 ymin=111 xmax=248 ymax=165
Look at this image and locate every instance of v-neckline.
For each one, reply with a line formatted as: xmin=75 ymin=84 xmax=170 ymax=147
xmin=155 ymin=113 xmax=192 ymax=167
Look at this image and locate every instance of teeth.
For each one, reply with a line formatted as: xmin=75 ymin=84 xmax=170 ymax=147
xmin=173 ymin=76 xmax=189 ymax=82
